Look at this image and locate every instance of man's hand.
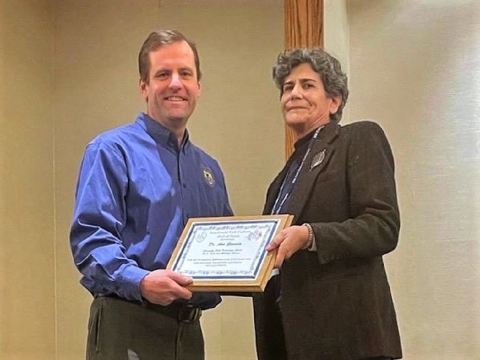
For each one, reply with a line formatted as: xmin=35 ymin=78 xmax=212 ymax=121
xmin=139 ymin=269 xmax=193 ymax=305
xmin=265 ymin=225 xmax=310 ymax=268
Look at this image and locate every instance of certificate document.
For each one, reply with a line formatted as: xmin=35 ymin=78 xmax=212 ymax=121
xmin=166 ymin=214 xmax=293 ymax=292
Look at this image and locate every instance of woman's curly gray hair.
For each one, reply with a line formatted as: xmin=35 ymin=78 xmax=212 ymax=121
xmin=272 ymin=48 xmax=349 ymax=122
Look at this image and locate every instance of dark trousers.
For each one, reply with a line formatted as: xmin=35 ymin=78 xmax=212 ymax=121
xmin=253 ymin=275 xmax=288 ymax=360
xmin=87 ymin=297 xmax=204 ymax=360
xmin=253 ymin=276 xmax=396 ymax=360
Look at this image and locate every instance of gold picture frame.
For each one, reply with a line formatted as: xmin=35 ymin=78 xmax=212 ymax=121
xmin=166 ymin=214 xmax=293 ymax=292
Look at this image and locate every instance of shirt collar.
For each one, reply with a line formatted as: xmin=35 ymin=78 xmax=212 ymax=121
xmin=137 ymin=112 xmax=190 ymax=153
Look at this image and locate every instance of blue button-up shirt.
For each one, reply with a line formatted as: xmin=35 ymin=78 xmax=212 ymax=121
xmin=70 ymin=113 xmax=233 ymax=308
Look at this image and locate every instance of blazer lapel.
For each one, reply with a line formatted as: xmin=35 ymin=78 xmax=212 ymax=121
xmin=286 ymin=122 xmax=341 ymax=223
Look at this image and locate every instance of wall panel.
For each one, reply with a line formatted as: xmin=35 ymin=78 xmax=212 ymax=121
xmin=347 ymin=1 xmax=480 ymax=358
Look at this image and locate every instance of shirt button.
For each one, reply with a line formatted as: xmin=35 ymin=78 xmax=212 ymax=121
xmin=182 ymin=183 xmax=187 ymax=188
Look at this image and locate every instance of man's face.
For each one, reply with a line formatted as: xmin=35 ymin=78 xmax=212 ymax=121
xmin=280 ymin=63 xmax=340 ymax=138
xmin=139 ymin=40 xmax=201 ymax=132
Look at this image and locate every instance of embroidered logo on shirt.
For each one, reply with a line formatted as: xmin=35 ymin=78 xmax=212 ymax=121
xmin=203 ymin=167 xmax=215 ymax=187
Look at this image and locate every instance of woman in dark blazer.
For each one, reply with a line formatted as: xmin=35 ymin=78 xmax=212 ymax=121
xmin=253 ymin=48 xmax=402 ymax=360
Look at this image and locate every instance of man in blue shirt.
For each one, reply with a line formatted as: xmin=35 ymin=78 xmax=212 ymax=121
xmin=70 ymin=29 xmax=233 ymax=360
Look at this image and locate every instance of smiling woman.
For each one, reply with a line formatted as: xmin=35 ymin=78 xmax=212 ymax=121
xmin=253 ymin=46 xmax=402 ymax=360
xmin=280 ymin=63 xmax=341 ymax=138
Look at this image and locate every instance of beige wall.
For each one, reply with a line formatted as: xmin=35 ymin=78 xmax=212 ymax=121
xmin=347 ymin=0 xmax=480 ymax=358
xmin=324 ymin=0 xmax=350 ymax=124
xmin=0 ymin=0 xmax=55 ymax=359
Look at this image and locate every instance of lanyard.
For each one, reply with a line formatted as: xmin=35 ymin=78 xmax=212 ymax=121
xmin=271 ymin=126 xmax=323 ymax=215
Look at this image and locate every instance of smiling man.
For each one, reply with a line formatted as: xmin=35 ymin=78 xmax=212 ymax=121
xmin=70 ymin=30 xmax=233 ymax=360
xmin=139 ymin=37 xmax=201 ymax=143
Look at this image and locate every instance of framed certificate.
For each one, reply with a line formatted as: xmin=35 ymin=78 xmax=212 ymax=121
xmin=166 ymin=214 xmax=293 ymax=292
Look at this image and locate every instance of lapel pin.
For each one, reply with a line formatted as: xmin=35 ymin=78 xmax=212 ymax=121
xmin=310 ymin=149 xmax=326 ymax=170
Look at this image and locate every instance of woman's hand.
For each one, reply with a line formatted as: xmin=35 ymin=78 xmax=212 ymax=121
xmin=266 ymin=225 xmax=310 ymax=268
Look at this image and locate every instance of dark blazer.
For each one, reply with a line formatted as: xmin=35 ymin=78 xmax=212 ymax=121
xmin=253 ymin=120 xmax=402 ymax=360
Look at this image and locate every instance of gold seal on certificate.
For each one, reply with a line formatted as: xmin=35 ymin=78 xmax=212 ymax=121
xmin=166 ymin=214 xmax=293 ymax=292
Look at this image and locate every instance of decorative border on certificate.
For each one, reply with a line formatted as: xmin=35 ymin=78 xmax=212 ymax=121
xmin=166 ymin=215 xmax=293 ymax=292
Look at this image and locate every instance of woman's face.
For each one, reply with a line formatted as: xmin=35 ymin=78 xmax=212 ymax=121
xmin=280 ymin=63 xmax=341 ymax=138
